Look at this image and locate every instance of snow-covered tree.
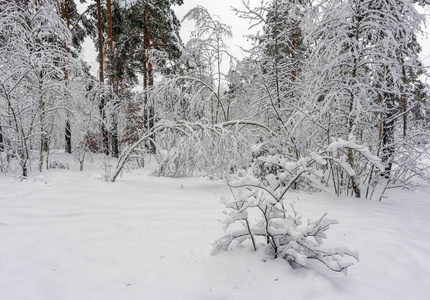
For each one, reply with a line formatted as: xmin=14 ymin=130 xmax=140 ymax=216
xmin=181 ymin=5 xmax=233 ymax=124
xmin=302 ymin=0 xmax=429 ymax=196
xmin=231 ymin=0 xmax=311 ymax=161
xmin=0 ymin=0 xmax=80 ymax=175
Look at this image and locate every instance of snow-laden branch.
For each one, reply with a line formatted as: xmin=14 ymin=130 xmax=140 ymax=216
xmin=110 ymin=119 xmax=273 ymax=182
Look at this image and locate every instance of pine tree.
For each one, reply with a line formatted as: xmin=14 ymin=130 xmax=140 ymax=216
xmin=95 ymin=0 xmax=110 ymax=155
xmin=111 ymin=0 xmax=183 ymax=152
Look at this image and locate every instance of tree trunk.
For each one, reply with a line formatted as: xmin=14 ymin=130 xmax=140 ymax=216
xmin=401 ymin=55 xmax=407 ymax=137
xmin=347 ymin=8 xmax=362 ymax=198
xmin=0 ymin=125 xmax=4 ymax=152
xmin=38 ymin=70 xmax=45 ymax=172
xmin=61 ymin=1 xmax=72 ymax=154
xmin=143 ymin=4 xmax=155 ymax=153
xmin=96 ymin=0 xmax=109 ymax=156
xmin=106 ymin=0 xmax=119 ymax=158
xmin=112 ymin=114 xmax=119 ymax=157
xmin=65 ymin=120 xmax=72 ymax=153
xmin=381 ymin=70 xmax=395 ymax=178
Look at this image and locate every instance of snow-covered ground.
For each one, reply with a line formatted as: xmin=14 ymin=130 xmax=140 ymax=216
xmin=1 ymin=153 xmax=429 ymax=300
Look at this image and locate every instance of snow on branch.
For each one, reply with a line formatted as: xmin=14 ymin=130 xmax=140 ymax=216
xmin=110 ymin=119 xmax=273 ymax=182
xmin=325 ymin=137 xmax=385 ymax=172
xmin=213 ymin=155 xmax=359 ymax=274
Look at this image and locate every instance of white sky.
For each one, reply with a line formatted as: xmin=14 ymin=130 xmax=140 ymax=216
xmin=78 ymin=0 xmax=255 ymax=77
xmin=174 ymin=0 xmax=255 ymax=58
xmin=78 ymin=0 xmax=430 ymax=82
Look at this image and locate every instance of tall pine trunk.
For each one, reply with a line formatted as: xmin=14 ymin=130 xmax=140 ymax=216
xmin=61 ymin=1 xmax=72 ymax=154
xmin=143 ymin=4 xmax=155 ymax=153
xmin=106 ymin=0 xmax=119 ymax=158
xmin=96 ymin=0 xmax=109 ymax=155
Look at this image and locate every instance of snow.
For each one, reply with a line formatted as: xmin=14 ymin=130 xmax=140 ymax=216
xmin=1 ymin=153 xmax=430 ymax=299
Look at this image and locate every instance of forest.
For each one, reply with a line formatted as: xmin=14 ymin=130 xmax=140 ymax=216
xmin=1 ymin=0 xmax=430 ymax=298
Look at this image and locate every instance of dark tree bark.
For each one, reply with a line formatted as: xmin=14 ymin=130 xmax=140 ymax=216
xmin=61 ymin=1 xmax=72 ymax=154
xmin=0 ymin=125 xmax=4 ymax=152
xmin=142 ymin=4 xmax=155 ymax=153
xmin=401 ymin=58 xmax=407 ymax=137
xmin=106 ymin=0 xmax=119 ymax=158
xmin=65 ymin=120 xmax=72 ymax=153
xmin=96 ymin=0 xmax=110 ymax=155
xmin=381 ymin=70 xmax=395 ymax=178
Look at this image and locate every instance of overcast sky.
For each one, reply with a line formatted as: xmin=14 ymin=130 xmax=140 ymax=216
xmin=78 ymin=0 xmax=255 ymax=76
xmin=78 ymin=0 xmax=430 ymax=82
xmin=174 ymin=0 xmax=255 ymax=58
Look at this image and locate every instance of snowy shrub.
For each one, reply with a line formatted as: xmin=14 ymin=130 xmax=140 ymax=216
xmin=73 ymin=139 xmax=94 ymax=172
xmin=0 ymin=152 xmax=11 ymax=174
xmin=49 ymin=160 xmax=69 ymax=169
xmin=251 ymin=143 xmax=285 ymax=178
xmin=99 ymin=156 xmax=114 ymax=182
xmin=365 ymin=140 xmax=430 ymax=201
xmin=213 ymin=155 xmax=358 ymax=274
